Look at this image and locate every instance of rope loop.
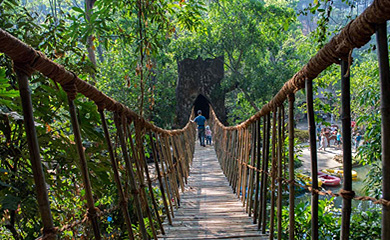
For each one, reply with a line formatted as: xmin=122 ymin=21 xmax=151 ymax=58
xmin=13 ymin=61 xmax=35 ymax=76
xmin=87 ymin=207 xmax=99 ymax=219
xmin=42 ymin=226 xmax=59 ymax=236
xmin=339 ymin=189 xmax=356 ymax=200
xmin=61 ymin=72 xmax=78 ymax=101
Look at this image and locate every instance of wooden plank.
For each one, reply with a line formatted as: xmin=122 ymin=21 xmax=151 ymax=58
xmin=159 ymin=145 xmax=268 ymax=239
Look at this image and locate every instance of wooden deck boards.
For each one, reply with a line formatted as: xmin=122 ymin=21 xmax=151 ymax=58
xmin=158 ymin=145 xmax=268 ymax=240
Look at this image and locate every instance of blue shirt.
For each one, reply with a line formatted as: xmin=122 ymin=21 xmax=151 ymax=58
xmin=337 ymin=133 xmax=341 ymax=141
xmin=194 ymin=115 xmax=206 ymax=129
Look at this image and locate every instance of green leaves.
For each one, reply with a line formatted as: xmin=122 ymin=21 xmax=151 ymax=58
xmin=0 ymin=68 xmax=18 ymax=106
xmin=0 ymin=194 xmax=20 ymax=211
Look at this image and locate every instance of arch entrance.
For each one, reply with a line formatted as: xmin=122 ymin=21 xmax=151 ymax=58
xmin=193 ymin=94 xmax=210 ymax=119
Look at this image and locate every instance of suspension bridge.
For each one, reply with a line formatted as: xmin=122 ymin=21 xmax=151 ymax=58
xmin=1 ymin=0 xmax=390 ymax=239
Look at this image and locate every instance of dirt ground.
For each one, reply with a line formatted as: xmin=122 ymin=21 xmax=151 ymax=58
xmin=298 ymin=143 xmax=343 ymax=173
xmin=295 ymin=120 xmax=348 ymax=174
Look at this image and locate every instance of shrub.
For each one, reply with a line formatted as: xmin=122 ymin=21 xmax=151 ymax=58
xmin=295 ymin=129 xmax=309 ymax=143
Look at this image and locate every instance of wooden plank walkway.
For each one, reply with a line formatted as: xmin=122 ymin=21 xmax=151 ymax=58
xmin=158 ymin=144 xmax=268 ymax=240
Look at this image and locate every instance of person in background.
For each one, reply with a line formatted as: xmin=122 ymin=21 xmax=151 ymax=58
xmin=318 ymin=132 xmax=327 ymax=151
xmin=336 ymin=130 xmax=342 ymax=150
xmin=205 ymin=125 xmax=212 ymax=145
xmin=191 ymin=110 xmax=206 ymax=147
xmin=316 ymin=124 xmax=321 ymax=142
xmin=355 ymin=132 xmax=362 ymax=150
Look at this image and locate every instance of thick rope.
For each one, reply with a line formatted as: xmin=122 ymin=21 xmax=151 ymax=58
xmin=0 ymin=28 xmax=193 ymax=136
xmin=207 ymin=0 xmax=390 ymax=130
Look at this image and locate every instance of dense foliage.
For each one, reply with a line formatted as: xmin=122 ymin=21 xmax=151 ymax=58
xmin=282 ymin=198 xmax=382 ymax=239
xmin=0 ymin=0 xmax=387 ymax=239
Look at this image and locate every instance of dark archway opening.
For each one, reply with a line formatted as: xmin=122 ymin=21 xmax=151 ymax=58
xmin=193 ymin=94 xmax=210 ymax=119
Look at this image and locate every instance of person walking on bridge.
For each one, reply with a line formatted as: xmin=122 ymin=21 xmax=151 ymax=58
xmin=192 ymin=110 xmax=206 ymax=147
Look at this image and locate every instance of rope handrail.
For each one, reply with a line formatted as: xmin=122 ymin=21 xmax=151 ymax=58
xmin=208 ymin=2 xmax=390 ymax=238
xmin=0 ymin=27 xmax=197 ymax=239
xmin=1 ymin=0 xmax=390 ymax=239
xmin=0 ymin=28 xmax=191 ymax=136
xmin=211 ymin=0 xmax=390 ymax=130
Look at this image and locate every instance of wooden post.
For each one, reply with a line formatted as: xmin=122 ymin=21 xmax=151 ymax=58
xmin=253 ymin=120 xmax=261 ymax=223
xmin=260 ymin=113 xmax=271 ymax=233
xmin=269 ymin=110 xmax=277 ymax=240
xmin=15 ymin=69 xmax=56 ymax=240
xmin=236 ymin=129 xmax=244 ymax=197
xmin=376 ymin=22 xmax=390 ymax=240
xmin=68 ymin=96 xmax=101 ymax=240
xmin=288 ymin=94 xmax=295 ymax=240
xmin=170 ymin=136 xmax=185 ymax=193
xmin=247 ymin=123 xmax=257 ymax=215
xmin=126 ymin=125 xmax=158 ymax=240
xmin=232 ymin=129 xmax=240 ymax=193
xmin=340 ymin=59 xmax=352 ymax=240
xmin=156 ymin=134 xmax=175 ymax=218
xmin=242 ymin=129 xmax=250 ymax=205
xmin=163 ymin=136 xmax=181 ymax=208
xmin=114 ymin=114 xmax=148 ymax=240
xmin=99 ymin=110 xmax=134 ymax=239
xmin=306 ymin=79 xmax=319 ymax=240
xmin=277 ymin=106 xmax=283 ymax=240
xmin=134 ymin=124 xmax=164 ymax=236
xmin=150 ymin=131 xmax=172 ymax=225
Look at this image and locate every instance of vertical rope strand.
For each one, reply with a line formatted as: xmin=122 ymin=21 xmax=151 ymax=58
xmin=149 ymin=131 xmax=172 ymax=226
xmin=247 ymin=123 xmax=257 ymax=215
xmin=253 ymin=119 xmax=262 ymax=224
xmin=269 ymin=110 xmax=278 ymax=240
xmin=68 ymin=96 xmax=101 ymax=239
xmin=99 ymin=110 xmax=134 ymax=239
xmin=288 ymin=94 xmax=295 ymax=240
xmin=306 ymin=79 xmax=319 ymax=240
xmin=376 ymin=22 xmax=390 ymax=240
xmin=15 ymin=69 xmax=56 ymax=240
xmin=277 ymin=106 xmax=283 ymax=240
xmin=260 ymin=113 xmax=271 ymax=233
xmin=114 ymin=113 xmax=148 ymax=240
xmin=156 ymin=134 xmax=175 ymax=218
xmin=134 ymin=122 xmax=165 ymax=236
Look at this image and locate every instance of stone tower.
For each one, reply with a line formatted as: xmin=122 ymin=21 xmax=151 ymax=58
xmin=175 ymin=56 xmax=226 ymax=128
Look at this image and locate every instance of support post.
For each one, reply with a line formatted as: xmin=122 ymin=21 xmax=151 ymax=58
xmin=150 ymin=131 xmax=172 ymax=225
xmin=114 ymin=114 xmax=148 ymax=240
xmin=277 ymin=106 xmax=283 ymax=240
xmin=288 ymin=94 xmax=295 ymax=240
xmin=253 ymin=121 xmax=261 ymax=222
xmin=340 ymin=59 xmax=353 ymax=240
xmin=306 ymin=79 xmax=318 ymax=240
xmin=376 ymin=22 xmax=390 ymax=240
xmin=260 ymin=114 xmax=271 ymax=233
xmin=247 ymin=123 xmax=257 ymax=215
xmin=68 ymin=96 xmax=101 ymax=240
xmin=269 ymin=110 xmax=277 ymax=240
xmin=15 ymin=69 xmax=56 ymax=240
xmin=99 ymin=110 xmax=134 ymax=239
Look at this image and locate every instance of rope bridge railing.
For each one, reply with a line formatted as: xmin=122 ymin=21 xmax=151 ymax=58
xmin=0 ymin=29 xmax=196 ymax=239
xmin=209 ymin=0 xmax=390 ymax=239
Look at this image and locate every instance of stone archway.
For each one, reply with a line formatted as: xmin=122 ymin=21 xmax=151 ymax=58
xmin=175 ymin=56 xmax=226 ymax=128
